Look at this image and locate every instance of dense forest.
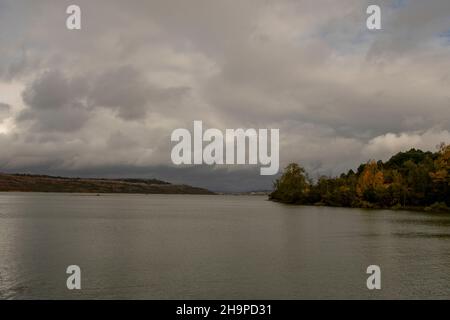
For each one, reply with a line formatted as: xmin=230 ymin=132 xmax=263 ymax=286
xmin=270 ymin=143 xmax=450 ymax=212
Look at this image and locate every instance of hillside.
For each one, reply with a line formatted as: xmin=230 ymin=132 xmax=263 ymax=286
xmin=0 ymin=173 xmax=214 ymax=195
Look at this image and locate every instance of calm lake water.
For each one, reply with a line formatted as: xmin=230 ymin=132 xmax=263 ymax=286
xmin=0 ymin=193 xmax=449 ymax=299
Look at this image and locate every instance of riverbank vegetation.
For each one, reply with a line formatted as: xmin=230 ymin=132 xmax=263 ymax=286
xmin=270 ymin=144 xmax=450 ymax=212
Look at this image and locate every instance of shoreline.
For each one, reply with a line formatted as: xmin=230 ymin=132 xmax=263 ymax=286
xmin=268 ymin=198 xmax=450 ymax=214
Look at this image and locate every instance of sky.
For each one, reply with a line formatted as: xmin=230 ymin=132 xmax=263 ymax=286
xmin=0 ymin=0 xmax=449 ymax=191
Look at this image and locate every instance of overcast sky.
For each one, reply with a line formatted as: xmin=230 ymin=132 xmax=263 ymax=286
xmin=0 ymin=0 xmax=449 ymax=191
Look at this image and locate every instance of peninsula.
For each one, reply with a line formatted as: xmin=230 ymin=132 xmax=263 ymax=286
xmin=0 ymin=173 xmax=214 ymax=195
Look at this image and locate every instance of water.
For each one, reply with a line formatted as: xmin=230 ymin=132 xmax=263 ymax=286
xmin=0 ymin=193 xmax=449 ymax=299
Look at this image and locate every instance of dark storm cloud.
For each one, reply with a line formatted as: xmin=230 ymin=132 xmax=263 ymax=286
xmin=17 ymin=70 xmax=90 ymax=132
xmin=22 ymin=70 xmax=87 ymax=110
xmin=0 ymin=0 xmax=449 ymax=191
xmin=90 ymin=66 xmax=152 ymax=120
xmin=90 ymin=65 xmax=190 ymax=120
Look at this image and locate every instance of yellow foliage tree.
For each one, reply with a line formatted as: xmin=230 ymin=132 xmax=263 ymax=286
xmin=430 ymin=143 xmax=450 ymax=186
xmin=356 ymin=161 xmax=385 ymax=198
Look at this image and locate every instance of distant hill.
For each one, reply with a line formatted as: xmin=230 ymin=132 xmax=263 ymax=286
xmin=0 ymin=173 xmax=215 ymax=195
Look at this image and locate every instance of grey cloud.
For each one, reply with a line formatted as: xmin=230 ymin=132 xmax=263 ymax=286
xmin=367 ymin=0 xmax=450 ymax=59
xmin=0 ymin=102 xmax=10 ymax=115
xmin=18 ymin=70 xmax=90 ymax=132
xmin=18 ymin=104 xmax=90 ymax=133
xmin=89 ymin=65 xmax=190 ymax=120
xmin=89 ymin=66 xmax=151 ymax=120
xmin=22 ymin=71 xmax=79 ymax=110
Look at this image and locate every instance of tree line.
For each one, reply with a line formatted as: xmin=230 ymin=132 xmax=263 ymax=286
xmin=270 ymin=143 xmax=450 ymax=212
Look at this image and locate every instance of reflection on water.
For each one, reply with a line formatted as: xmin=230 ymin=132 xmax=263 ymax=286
xmin=392 ymin=232 xmax=450 ymax=239
xmin=0 ymin=193 xmax=449 ymax=299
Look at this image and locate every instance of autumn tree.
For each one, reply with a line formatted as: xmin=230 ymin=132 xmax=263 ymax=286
xmin=270 ymin=163 xmax=310 ymax=203
xmin=356 ymin=161 xmax=385 ymax=203
xmin=430 ymin=143 xmax=450 ymax=184
xmin=430 ymin=143 xmax=450 ymax=204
